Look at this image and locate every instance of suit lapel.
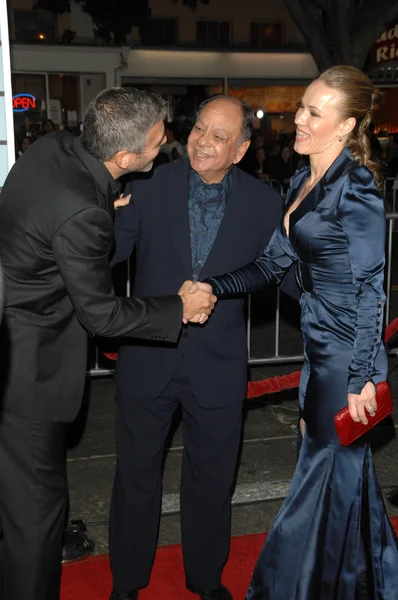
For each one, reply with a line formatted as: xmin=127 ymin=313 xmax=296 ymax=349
xmin=285 ymin=166 xmax=309 ymax=207
xmin=287 ymin=148 xmax=354 ymax=212
xmin=311 ymin=147 xmax=354 ymax=209
xmin=164 ymin=160 xmax=193 ymax=278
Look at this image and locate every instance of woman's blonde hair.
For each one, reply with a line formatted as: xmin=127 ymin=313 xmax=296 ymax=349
xmin=317 ymin=65 xmax=383 ymax=188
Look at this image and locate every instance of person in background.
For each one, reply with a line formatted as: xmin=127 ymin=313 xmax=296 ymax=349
xmin=42 ymin=118 xmax=55 ymax=135
xmin=268 ymin=145 xmax=296 ymax=193
xmin=201 ymin=65 xmax=398 ymax=599
xmin=0 ymin=87 xmax=215 ymax=600
xmin=288 ymin=134 xmax=304 ymax=171
xmin=159 ymin=122 xmax=185 ymax=161
xmin=254 ymin=146 xmax=271 ymax=181
xmin=16 ymin=136 xmax=32 ymax=158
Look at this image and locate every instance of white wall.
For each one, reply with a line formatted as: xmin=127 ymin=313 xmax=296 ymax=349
xmin=125 ymin=48 xmax=317 ymax=80
xmin=1 ymin=0 xmax=15 ymax=180
xmin=10 ymin=44 xmax=317 ymax=88
xmin=10 ymin=44 xmax=124 ymax=88
xmin=80 ymin=73 xmax=107 ymax=116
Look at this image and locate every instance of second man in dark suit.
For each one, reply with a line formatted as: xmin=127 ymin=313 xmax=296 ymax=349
xmin=109 ymin=96 xmax=285 ymax=600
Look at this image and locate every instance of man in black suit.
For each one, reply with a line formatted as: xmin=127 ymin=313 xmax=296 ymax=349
xmin=0 ymin=87 xmax=215 ymax=600
xmin=109 ymin=96 xmax=286 ymax=600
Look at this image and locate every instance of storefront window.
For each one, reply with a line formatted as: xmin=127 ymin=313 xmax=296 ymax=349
xmin=207 ymin=83 xmax=305 ymax=137
xmin=12 ymin=73 xmax=47 ymax=149
xmin=48 ymin=74 xmax=80 ymax=134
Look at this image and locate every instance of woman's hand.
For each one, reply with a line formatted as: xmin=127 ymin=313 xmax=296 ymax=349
xmin=347 ymin=381 xmax=377 ymax=425
xmin=114 ymin=193 xmax=131 ymax=210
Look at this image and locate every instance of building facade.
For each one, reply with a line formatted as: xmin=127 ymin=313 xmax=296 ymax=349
xmin=7 ymin=0 xmax=398 ymax=146
xmin=8 ymin=0 xmax=318 ymax=143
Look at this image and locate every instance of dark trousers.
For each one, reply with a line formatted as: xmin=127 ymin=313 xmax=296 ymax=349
xmin=109 ymin=357 xmax=243 ymax=592
xmin=0 ymin=410 xmax=67 ymax=600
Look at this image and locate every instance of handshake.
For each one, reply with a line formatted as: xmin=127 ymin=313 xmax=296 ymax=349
xmin=178 ymin=281 xmax=216 ymax=324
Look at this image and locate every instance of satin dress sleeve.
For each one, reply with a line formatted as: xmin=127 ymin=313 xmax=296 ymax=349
xmin=205 ymin=226 xmax=294 ymax=296
xmin=339 ymin=165 xmax=386 ymax=394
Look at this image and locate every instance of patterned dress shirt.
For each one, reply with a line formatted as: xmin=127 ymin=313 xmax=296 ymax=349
xmin=188 ymin=168 xmax=232 ymax=281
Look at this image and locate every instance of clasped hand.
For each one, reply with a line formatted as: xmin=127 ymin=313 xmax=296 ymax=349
xmin=178 ymin=281 xmax=216 ymax=324
xmin=113 ymin=196 xmax=216 ymax=323
xmin=347 ymin=381 xmax=377 ymax=425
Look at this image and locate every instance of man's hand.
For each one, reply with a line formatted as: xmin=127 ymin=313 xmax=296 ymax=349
xmin=188 ymin=281 xmax=213 ymax=295
xmin=114 ymin=193 xmax=131 ymax=210
xmin=184 ymin=282 xmax=215 ymax=323
xmin=178 ymin=281 xmax=216 ymax=324
xmin=186 ymin=281 xmax=215 ymax=323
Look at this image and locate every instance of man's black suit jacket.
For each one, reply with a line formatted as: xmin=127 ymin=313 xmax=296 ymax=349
xmin=113 ymin=160 xmax=284 ymax=408
xmin=0 ymin=132 xmax=182 ymax=423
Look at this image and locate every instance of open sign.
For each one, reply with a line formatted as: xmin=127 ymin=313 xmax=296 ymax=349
xmin=13 ymin=93 xmax=36 ymax=112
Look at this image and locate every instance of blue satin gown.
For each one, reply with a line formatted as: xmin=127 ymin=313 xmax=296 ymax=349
xmin=207 ymin=149 xmax=398 ymax=599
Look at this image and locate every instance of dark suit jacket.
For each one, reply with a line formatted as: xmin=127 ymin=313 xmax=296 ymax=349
xmin=113 ymin=160 xmax=283 ymax=407
xmin=0 ymin=132 xmax=182 ymax=423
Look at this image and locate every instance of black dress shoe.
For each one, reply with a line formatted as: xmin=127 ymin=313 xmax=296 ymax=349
xmin=186 ymin=582 xmax=232 ymax=600
xmin=109 ymin=591 xmax=138 ymax=600
xmin=62 ymin=520 xmax=95 ymax=563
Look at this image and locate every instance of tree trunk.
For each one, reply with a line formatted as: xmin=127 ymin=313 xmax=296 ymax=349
xmin=285 ymin=0 xmax=398 ymax=71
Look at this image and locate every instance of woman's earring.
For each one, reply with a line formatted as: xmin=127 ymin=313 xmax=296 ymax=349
xmin=338 ymin=136 xmax=342 ymax=142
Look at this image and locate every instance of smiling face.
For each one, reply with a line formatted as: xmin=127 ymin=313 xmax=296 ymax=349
xmin=294 ymin=80 xmax=354 ymax=158
xmin=187 ymin=98 xmax=250 ymax=184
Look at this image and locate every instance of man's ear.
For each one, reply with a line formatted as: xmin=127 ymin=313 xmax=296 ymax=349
xmin=233 ymin=140 xmax=250 ymax=165
xmin=113 ymin=150 xmax=135 ymax=171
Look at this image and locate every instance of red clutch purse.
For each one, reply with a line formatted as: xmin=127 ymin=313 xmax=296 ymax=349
xmin=334 ymin=381 xmax=393 ymax=446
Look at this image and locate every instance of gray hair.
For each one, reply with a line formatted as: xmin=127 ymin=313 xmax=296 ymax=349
xmin=81 ymin=87 xmax=167 ymax=161
xmin=197 ymin=95 xmax=254 ymax=145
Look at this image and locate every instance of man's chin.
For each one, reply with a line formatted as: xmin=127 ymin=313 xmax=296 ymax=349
xmin=139 ymin=161 xmax=154 ymax=173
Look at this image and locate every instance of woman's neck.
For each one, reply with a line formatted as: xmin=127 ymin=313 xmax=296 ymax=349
xmin=308 ymin=145 xmax=345 ymax=185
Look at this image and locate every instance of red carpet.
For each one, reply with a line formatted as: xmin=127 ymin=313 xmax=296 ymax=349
xmin=61 ymin=532 xmax=266 ymax=600
xmin=61 ymin=517 xmax=398 ymax=600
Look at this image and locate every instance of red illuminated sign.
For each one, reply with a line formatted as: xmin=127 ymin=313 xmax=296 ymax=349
xmin=12 ymin=94 xmax=36 ymax=112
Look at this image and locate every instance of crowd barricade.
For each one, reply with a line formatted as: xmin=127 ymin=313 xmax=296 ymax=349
xmin=87 ymin=211 xmax=398 ymax=377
